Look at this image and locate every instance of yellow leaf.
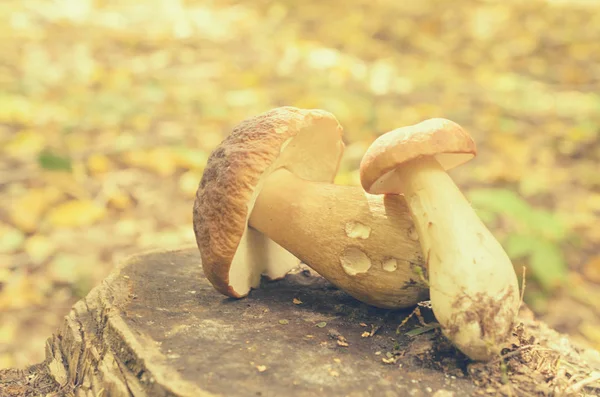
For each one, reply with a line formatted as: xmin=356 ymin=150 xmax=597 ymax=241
xmin=579 ymin=322 xmax=600 ymax=350
xmin=198 ymin=130 xmax=225 ymax=151
xmin=46 ymin=200 xmax=106 ymax=227
xmin=87 ymin=153 xmax=113 ymax=175
xmin=0 ymin=272 xmax=48 ymax=310
xmin=24 ymin=235 xmax=56 ymax=264
xmin=583 ymin=256 xmax=600 ymax=284
xmin=107 ymin=189 xmax=133 ymax=210
xmin=0 ymin=267 xmax=10 ymax=283
xmin=122 ymin=148 xmax=177 ymax=177
xmin=0 ymin=223 xmax=25 ymax=254
xmin=4 ymin=130 xmax=46 ymax=158
xmin=0 ymin=94 xmax=32 ymax=124
xmin=43 ymin=171 xmax=89 ymax=200
xmin=179 ymin=170 xmax=202 ymax=199
xmin=0 ymin=354 xmax=15 ymax=369
xmin=0 ymin=323 xmax=16 ymax=345
xmin=114 ymin=218 xmax=139 ymax=238
xmin=173 ymin=149 xmax=208 ymax=171
xmin=10 ymin=187 xmax=63 ymax=232
xmin=47 ymin=254 xmax=80 ymax=284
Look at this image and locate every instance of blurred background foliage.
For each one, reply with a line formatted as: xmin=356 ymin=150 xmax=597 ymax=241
xmin=1 ymin=0 xmax=599 ymax=369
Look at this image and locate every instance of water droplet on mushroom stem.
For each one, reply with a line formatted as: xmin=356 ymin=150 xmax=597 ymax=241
xmin=382 ymin=258 xmax=398 ymax=272
xmin=340 ymin=247 xmax=372 ymax=276
xmin=345 ymin=221 xmax=371 ymax=239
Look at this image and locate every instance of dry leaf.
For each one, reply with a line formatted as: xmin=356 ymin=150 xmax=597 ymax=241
xmin=0 ymin=223 xmax=26 ymax=254
xmin=178 ymin=170 xmax=202 ymax=199
xmin=0 ymin=272 xmax=48 ymax=310
xmin=24 ymin=235 xmax=56 ymax=264
xmin=583 ymin=256 xmax=600 ymax=284
xmin=46 ymin=200 xmax=107 ymax=227
xmin=10 ymin=187 xmax=63 ymax=232
xmin=123 ymin=148 xmax=177 ymax=177
xmin=87 ymin=153 xmax=113 ymax=175
xmin=4 ymin=130 xmax=46 ymax=158
xmin=107 ymin=189 xmax=133 ymax=210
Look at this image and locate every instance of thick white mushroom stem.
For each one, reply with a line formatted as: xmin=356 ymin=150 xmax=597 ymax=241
xmin=248 ymin=168 xmax=429 ymax=309
xmin=390 ymin=156 xmax=520 ymax=361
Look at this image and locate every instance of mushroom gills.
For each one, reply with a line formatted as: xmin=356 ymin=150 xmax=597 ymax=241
xmin=226 ymin=118 xmax=344 ymax=295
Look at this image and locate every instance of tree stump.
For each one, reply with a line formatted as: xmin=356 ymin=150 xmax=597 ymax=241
xmin=2 ymin=248 xmax=599 ymax=396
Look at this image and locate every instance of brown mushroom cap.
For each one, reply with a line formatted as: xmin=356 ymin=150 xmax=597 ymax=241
xmin=359 ymin=118 xmax=476 ymax=195
xmin=193 ymin=106 xmax=345 ymax=298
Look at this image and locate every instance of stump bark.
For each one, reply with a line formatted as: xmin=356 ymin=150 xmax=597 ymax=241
xmin=2 ymin=248 xmax=599 ymax=396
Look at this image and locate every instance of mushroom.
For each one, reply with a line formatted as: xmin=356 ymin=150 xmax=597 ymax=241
xmin=193 ymin=107 xmax=428 ymax=309
xmin=359 ymin=118 xmax=520 ymax=361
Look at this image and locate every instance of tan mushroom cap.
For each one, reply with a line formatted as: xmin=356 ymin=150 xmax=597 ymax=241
xmin=360 ymin=118 xmax=476 ymax=195
xmin=193 ymin=106 xmax=345 ymax=298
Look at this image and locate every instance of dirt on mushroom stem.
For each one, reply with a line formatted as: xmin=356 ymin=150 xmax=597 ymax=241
xmin=398 ymin=156 xmax=520 ymax=360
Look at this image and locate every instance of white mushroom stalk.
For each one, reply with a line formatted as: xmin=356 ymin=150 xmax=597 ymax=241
xmin=249 ymin=168 xmax=427 ymax=309
xmin=360 ymin=119 xmax=520 ymax=361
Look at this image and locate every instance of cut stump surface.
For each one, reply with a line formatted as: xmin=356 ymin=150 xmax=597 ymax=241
xmin=3 ymin=248 xmax=599 ymax=396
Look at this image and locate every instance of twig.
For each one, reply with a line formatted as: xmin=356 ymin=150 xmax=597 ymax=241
xmin=488 ymin=344 xmax=554 ymax=365
xmin=519 ymin=265 xmax=527 ymax=310
xmin=565 ymin=371 xmax=600 ymax=394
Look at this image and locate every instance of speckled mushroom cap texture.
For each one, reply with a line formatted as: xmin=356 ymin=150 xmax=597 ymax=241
xmin=360 ymin=118 xmax=477 ymax=195
xmin=193 ymin=106 xmax=345 ymax=298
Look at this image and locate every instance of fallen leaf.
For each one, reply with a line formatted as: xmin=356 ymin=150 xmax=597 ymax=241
xmin=122 ymin=148 xmax=177 ymax=177
xmin=38 ymin=150 xmax=73 ymax=172
xmin=0 ymin=223 xmax=26 ymax=254
xmin=46 ymin=200 xmax=107 ymax=228
xmin=292 ymin=298 xmax=302 ymax=305
xmin=24 ymin=235 xmax=55 ymax=264
xmin=0 ymin=272 xmax=49 ymax=310
xmin=87 ymin=153 xmax=113 ymax=175
xmin=4 ymin=130 xmax=46 ymax=158
xmin=107 ymin=189 xmax=133 ymax=210
xmin=172 ymin=148 xmax=208 ymax=170
xmin=583 ymin=256 xmax=600 ymax=284
xmin=405 ymin=323 xmax=441 ymax=336
xmin=10 ymin=187 xmax=64 ymax=232
xmin=178 ymin=170 xmax=202 ymax=199
xmin=315 ymin=322 xmax=327 ymax=328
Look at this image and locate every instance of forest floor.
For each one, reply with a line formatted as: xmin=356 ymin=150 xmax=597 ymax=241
xmin=0 ymin=0 xmax=599 ymax=372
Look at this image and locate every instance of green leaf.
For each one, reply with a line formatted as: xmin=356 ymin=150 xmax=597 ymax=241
xmin=472 ymin=208 xmax=498 ymax=226
xmin=468 ymin=188 xmax=568 ymax=242
xmin=467 ymin=188 xmax=532 ymax=220
xmin=315 ymin=322 xmax=327 ymax=328
xmin=528 ymin=210 xmax=567 ymax=241
xmin=38 ymin=151 xmax=72 ymax=172
xmin=529 ymin=240 xmax=568 ymax=291
xmin=505 ymin=233 xmax=537 ymax=259
xmin=405 ymin=323 xmax=440 ymax=336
